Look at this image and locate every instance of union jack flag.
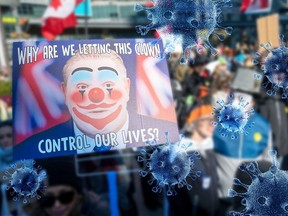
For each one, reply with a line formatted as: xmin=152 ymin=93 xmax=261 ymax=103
xmin=136 ymin=49 xmax=177 ymax=122
xmin=14 ymin=42 xmax=70 ymax=144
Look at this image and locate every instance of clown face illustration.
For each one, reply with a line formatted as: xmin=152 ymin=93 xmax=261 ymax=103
xmin=62 ymin=54 xmax=130 ymax=137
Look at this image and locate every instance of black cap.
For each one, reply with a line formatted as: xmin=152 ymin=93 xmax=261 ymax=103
xmin=0 ymin=119 xmax=12 ymax=128
xmin=194 ymin=55 xmax=209 ymax=66
xmin=36 ymin=156 xmax=83 ymax=194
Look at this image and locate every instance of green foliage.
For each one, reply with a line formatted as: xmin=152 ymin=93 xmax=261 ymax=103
xmin=0 ymin=80 xmax=12 ymax=96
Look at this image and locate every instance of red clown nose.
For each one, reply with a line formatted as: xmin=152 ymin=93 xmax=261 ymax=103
xmin=88 ymin=87 xmax=105 ymax=103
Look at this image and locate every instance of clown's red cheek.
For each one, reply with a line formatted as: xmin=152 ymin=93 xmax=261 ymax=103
xmin=110 ymin=90 xmax=122 ymax=100
xmin=71 ymin=91 xmax=84 ymax=103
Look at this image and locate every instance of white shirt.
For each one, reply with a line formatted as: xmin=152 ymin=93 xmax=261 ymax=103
xmin=182 ymin=137 xmax=214 ymax=152
xmin=74 ymin=117 xmax=129 ymax=154
xmin=215 ymin=130 xmax=272 ymax=198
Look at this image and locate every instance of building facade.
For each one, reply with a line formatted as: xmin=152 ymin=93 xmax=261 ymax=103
xmin=1 ymin=0 xmax=288 ymax=66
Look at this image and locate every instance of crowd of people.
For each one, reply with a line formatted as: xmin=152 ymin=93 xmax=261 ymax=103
xmin=1 ymin=40 xmax=288 ymax=216
xmin=0 ymin=68 xmax=12 ymax=122
xmin=167 ymin=41 xmax=288 ymax=215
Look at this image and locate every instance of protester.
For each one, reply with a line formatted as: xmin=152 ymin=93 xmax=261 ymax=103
xmin=169 ymin=105 xmax=219 ymax=216
xmin=28 ymin=157 xmax=110 ymax=216
xmin=213 ymin=93 xmax=273 ymax=215
xmin=0 ymin=120 xmax=28 ymax=216
xmin=0 ymin=120 xmax=13 ymax=176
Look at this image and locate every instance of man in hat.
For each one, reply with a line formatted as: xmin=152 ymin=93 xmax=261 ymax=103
xmin=169 ymin=105 xmax=219 ymax=216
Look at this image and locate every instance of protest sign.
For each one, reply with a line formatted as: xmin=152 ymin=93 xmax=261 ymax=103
xmin=13 ymin=39 xmax=179 ymax=159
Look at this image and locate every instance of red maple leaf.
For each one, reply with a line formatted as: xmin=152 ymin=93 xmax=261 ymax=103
xmin=50 ymin=0 xmax=62 ymax=10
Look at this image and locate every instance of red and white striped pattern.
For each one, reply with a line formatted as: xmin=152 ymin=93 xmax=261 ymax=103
xmin=15 ymin=42 xmax=70 ymax=144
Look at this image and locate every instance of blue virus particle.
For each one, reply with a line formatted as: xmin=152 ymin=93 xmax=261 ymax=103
xmin=253 ymin=35 xmax=288 ymax=99
xmin=2 ymin=160 xmax=47 ymax=203
xmin=134 ymin=0 xmax=233 ymax=63
xmin=212 ymin=95 xmax=255 ymax=139
xmin=137 ymin=132 xmax=201 ymax=196
xmin=228 ymin=150 xmax=288 ymax=216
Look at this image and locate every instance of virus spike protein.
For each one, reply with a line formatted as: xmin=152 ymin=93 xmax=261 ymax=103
xmin=3 ymin=160 xmax=47 ymax=203
xmin=212 ymin=95 xmax=255 ymax=139
xmin=228 ymin=150 xmax=288 ymax=216
xmin=135 ymin=0 xmax=233 ymax=64
xmin=138 ymin=132 xmax=201 ymax=196
xmin=253 ymin=35 xmax=288 ymax=99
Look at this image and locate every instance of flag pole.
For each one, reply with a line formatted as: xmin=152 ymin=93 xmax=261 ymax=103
xmin=12 ymin=6 xmax=21 ymax=36
xmin=85 ymin=0 xmax=88 ymax=39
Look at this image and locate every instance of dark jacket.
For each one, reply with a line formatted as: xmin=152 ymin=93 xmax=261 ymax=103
xmin=168 ymin=150 xmax=219 ymax=216
xmin=257 ymin=96 xmax=288 ymax=156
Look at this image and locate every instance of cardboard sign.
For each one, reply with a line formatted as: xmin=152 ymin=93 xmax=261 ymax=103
xmin=232 ymin=67 xmax=262 ymax=94
xmin=13 ymin=39 xmax=179 ymax=160
xmin=256 ymin=14 xmax=280 ymax=48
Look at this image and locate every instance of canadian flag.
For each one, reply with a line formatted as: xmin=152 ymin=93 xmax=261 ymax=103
xmin=41 ymin=0 xmax=83 ymax=40
xmin=240 ymin=0 xmax=272 ymax=14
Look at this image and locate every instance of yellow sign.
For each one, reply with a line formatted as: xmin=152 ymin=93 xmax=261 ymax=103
xmin=9 ymin=32 xmax=30 ymax=39
xmin=2 ymin=17 xmax=17 ymax=24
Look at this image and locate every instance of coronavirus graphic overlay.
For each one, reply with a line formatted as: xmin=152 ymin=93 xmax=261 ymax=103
xmin=228 ymin=150 xmax=288 ymax=216
xmin=212 ymin=95 xmax=255 ymax=139
xmin=134 ymin=0 xmax=233 ymax=63
xmin=253 ymin=35 xmax=288 ymax=99
xmin=2 ymin=160 xmax=47 ymax=203
xmin=137 ymin=132 xmax=201 ymax=196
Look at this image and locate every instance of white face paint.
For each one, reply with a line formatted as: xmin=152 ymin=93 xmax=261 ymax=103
xmin=63 ymin=57 xmax=130 ymax=136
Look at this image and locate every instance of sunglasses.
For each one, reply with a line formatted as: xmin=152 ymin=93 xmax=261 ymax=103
xmin=40 ymin=191 xmax=75 ymax=208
